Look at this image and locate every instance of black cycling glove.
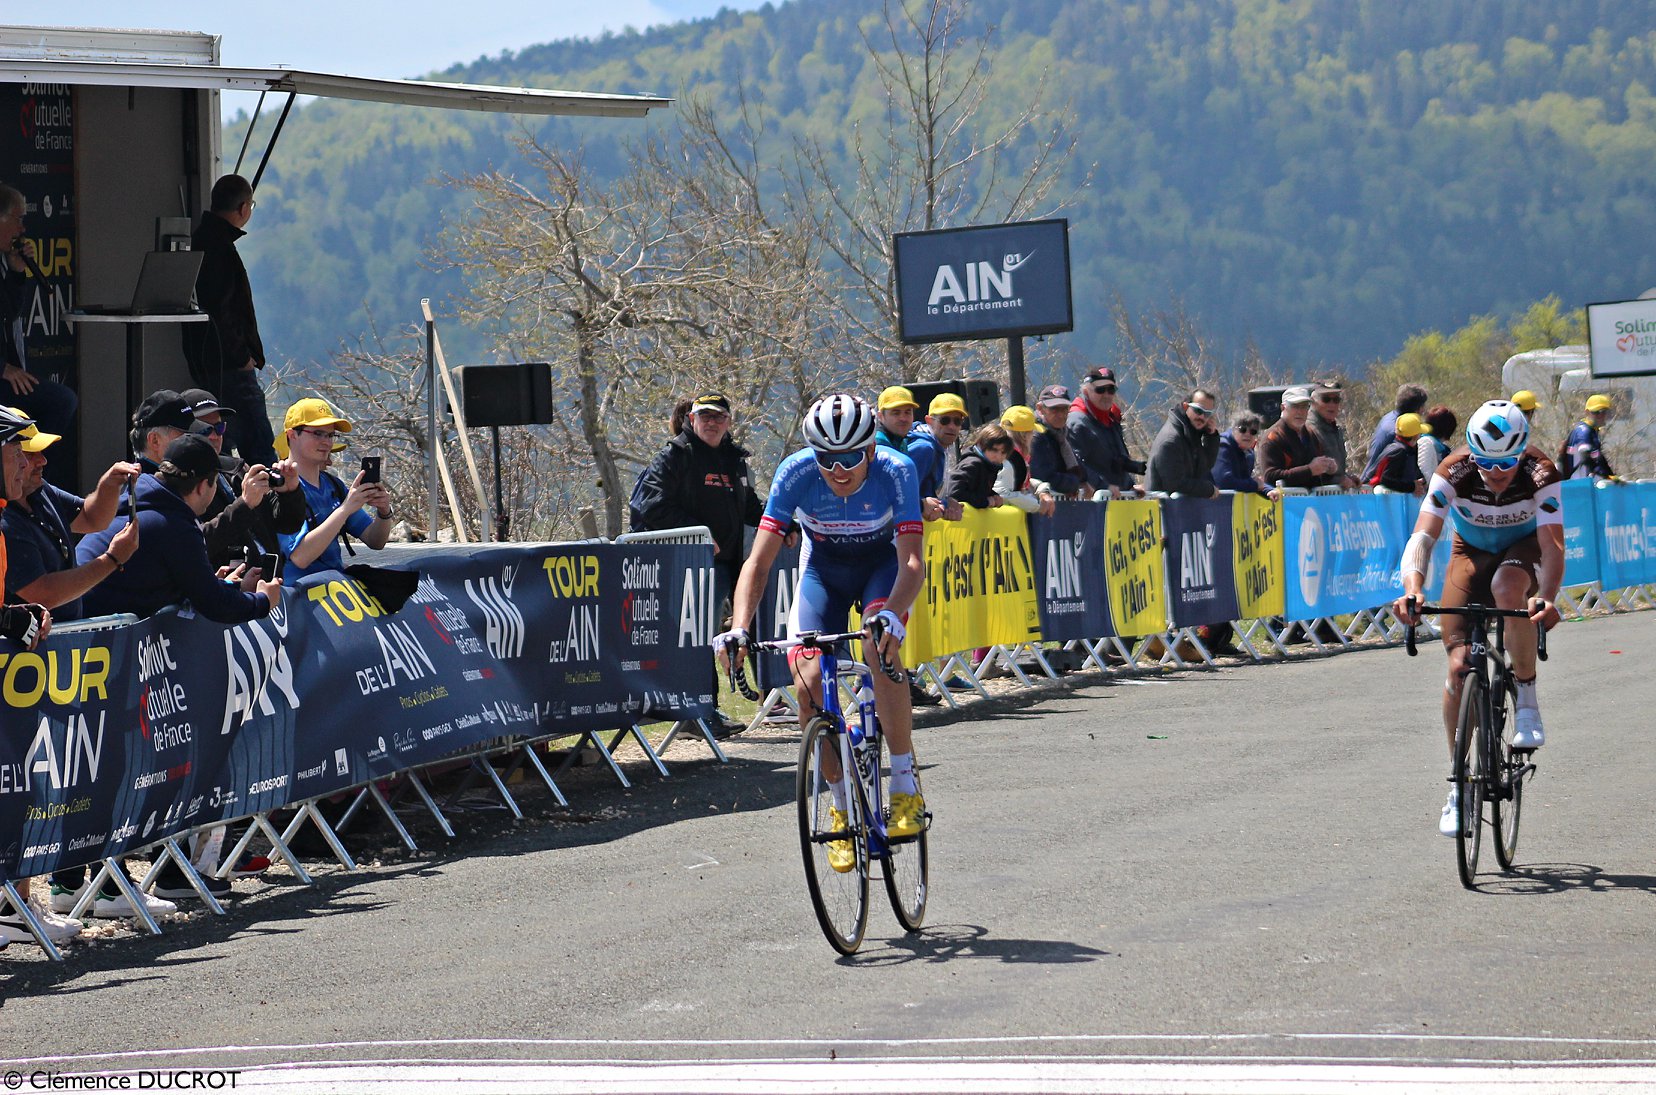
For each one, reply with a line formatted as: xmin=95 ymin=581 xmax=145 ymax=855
xmin=0 ymin=604 xmax=46 ymax=647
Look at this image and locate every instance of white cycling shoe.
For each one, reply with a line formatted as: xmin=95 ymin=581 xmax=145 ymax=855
xmin=1511 ymin=707 xmax=1545 ymax=751
xmin=1438 ymin=789 xmax=1460 ymax=838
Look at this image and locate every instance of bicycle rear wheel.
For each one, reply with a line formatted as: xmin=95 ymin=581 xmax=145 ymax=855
xmin=797 ymin=716 xmax=869 ymax=955
xmin=1492 ymin=678 xmax=1523 ymax=870
xmin=1453 ymin=675 xmax=1486 ymax=889
xmin=878 ymin=724 xmax=929 ymax=933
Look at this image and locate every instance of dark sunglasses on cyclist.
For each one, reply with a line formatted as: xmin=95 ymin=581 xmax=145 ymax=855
xmin=190 ymin=420 xmax=229 ymax=437
xmin=1471 ymin=453 xmax=1520 ymax=472
xmin=814 ymin=448 xmax=867 ymax=472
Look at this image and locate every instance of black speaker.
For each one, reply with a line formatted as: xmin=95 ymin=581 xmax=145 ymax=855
xmin=1247 ymin=385 xmax=1290 ymax=421
xmin=457 ymin=363 xmax=555 ymax=427
xmin=906 ymin=378 xmax=1002 ymax=426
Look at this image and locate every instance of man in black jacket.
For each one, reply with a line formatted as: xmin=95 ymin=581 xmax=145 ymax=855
xmin=182 ymin=175 xmax=277 ymax=467
xmin=1146 ymin=389 xmax=1221 ymax=497
xmin=1066 ymin=367 xmax=1145 ymax=497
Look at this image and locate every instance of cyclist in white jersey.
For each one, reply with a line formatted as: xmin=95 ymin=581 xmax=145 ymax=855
xmin=714 ymin=395 xmax=927 ymax=849
xmin=1393 ymin=400 xmax=1563 ymax=837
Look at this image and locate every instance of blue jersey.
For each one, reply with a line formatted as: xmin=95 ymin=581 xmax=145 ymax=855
xmin=760 ymin=448 xmax=923 ymax=562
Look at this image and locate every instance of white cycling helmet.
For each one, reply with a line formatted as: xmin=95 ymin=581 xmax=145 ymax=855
xmin=1466 ymin=400 xmax=1529 ymax=462
xmin=802 ymin=393 xmax=877 ymax=453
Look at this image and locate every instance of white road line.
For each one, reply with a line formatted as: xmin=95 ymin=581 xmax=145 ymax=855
xmin=218 ymin=1060 xmax=1656 ymax=1093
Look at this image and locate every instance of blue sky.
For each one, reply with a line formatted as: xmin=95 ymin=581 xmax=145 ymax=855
xmin=45 ymin=2 xmax=769 ymax=78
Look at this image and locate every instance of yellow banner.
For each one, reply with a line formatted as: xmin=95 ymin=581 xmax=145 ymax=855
xmin=1231 ymin=492 xmax=1285 ymax=618
xmin=1103 ymin=499 xmax=1166 ymax=636
xmin=906 ymin=506 xmax=1042 ymax=663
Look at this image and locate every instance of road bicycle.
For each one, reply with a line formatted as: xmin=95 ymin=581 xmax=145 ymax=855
xmin=731 ymin=622 xmax=929 ymax=954
xmin=1406 ymin=599 xmax=1547 ymax=888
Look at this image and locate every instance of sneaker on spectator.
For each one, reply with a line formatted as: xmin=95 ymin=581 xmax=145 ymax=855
xmin=708 ymin=713 xmax=747 ymax=740
xmin=226 ymin=853 xmax=271 ymax=879
xmin=91 ymin=887 xmax=178 ymax=919
xmin=0 ymin=897 xmax=83 ymax=944
xmin=49 ymin=882 xmax=85 ymax=915
xmin=152 ymin=864 xmax=235 ymax=902
xmin=942 ymin=675 xmax=975 ymax=691
xmin=907 ymin=679 xmax=942 ymax=707
xmin=1512 ymin=707 xmax=1544 ymax=751
xmin=1438 ymin=789 xmax=1460 ymax=838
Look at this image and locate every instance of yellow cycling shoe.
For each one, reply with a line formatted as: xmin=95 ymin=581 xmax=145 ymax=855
xmin=827 ymin=807 xmax=856 ymax=873
xmin=887 ymin=791 xmax=925 ymax=839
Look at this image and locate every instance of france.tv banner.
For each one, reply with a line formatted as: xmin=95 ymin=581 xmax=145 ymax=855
xmin=894 ymin=219 xmax=1073 ymax=344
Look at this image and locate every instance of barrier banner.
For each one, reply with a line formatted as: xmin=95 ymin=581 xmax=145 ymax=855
xmin=1103 ymin=499 xmax=1165 ymax=636
xmin=1231 ymin=493 xmax=1284 ymax=619
xmin=1162 ymin=497 xmax=1239 ymax=627
xmin=1593 ymin=480 xmax=1656 ymax=589
xmin=0 ymin=542 xmax=716 ymax=883
xmin=907 ymin=506 xmax=1041 ymax=662
xmin=1029 ymin=500 xmax=1111 ymax=640
xmin=1558 ymin=479 xmax=1601 ymax=588
xmin=1283 ymin=494 xmax=1410 ymax=619
xmin=753 ymin=542 xmax=803 ymax=691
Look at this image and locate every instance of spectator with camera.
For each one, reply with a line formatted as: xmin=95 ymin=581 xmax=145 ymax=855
xmin=275 ymin=397 xmax=394 ymax=580
xmin=179 ymin=388 xmax=305 ymax=569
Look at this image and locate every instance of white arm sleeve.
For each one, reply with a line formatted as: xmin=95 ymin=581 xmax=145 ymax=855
xmin=1401 ymin=529 xmax=1437 ymax=579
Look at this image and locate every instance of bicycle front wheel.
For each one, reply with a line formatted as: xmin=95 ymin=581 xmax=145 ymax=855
xmin=879 ymin=726 xmax=929 ymax=933
xmin=797 ymin=716 xmax=869 ymax=955
xmin=1453 ymin=674 xmax=1486 ymax=889
xmin=1492 ymin=679 xmax=1523 ymax=870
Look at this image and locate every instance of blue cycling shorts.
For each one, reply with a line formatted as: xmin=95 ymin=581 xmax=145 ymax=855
xmin=791 ymin=551 xmax=899 ymax=637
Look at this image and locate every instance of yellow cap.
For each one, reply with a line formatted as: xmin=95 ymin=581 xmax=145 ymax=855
xmin=1000 ymin=405 xmax=1037 ymax=432
xmin=275 ymin=397 xmax=352 ymax=457
xmin=877 ymin=385 xmax=918 ymax=411
xmin=928 ymin=392 xmax=968 ymax=418
xmin=1586 ymin=394 xmax=1613 ymax=413
xmin=3 ymin=406 xmax=58 ymax=453
xmin=1395 ymin=413 xmax=1426 ymax=439
xmin=1511 ymin=390 xmax=1542 ymax=413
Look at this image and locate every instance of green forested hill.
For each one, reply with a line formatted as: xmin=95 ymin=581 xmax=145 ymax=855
xmin=241 ymin=0 xmax=1656 ymax=378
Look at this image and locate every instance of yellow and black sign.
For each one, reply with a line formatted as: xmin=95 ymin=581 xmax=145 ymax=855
xmin=907 ymin=506 xmax=1041 ymax=662
xmin=1103 ymin=499 xmax=1165 ymax=636
xmin=1231 ymin=492 xmax=1285 ymax=618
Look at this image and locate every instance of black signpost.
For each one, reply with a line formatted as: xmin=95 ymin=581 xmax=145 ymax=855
xmin=893 ymin=219 xmax=1073 ymax=406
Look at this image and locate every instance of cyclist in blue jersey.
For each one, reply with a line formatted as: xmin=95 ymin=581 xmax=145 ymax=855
xmin=715 ymin=394 xmax=928 ymax=852
xmin=1393 ymin=400 xmax=1564 ymax=837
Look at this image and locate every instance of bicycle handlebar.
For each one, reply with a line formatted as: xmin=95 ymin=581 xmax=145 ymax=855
xmin=1403 ymin=597 xmax=1549 ymax=661
xmin=720 ymin=623 xmax=907 ymax=701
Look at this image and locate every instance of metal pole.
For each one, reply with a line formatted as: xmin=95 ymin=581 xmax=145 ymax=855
xmin=1007 ymin=336 xmax=1027 ymax=407
xmin=492 ymin=425 xmax=509 ymax=542
xmin=425 ymin=301 xmax=438 ymax=542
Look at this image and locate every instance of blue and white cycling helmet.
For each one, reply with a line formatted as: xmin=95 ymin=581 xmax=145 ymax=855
xmin=1466 ymin=400 xmax=1529 ymax=463
xmin=802 ymin=393 xmax=877 ymax=453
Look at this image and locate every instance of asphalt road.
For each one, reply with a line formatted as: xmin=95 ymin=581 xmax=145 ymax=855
xmin=4 ymin=610 xmax=1655 ymax=1084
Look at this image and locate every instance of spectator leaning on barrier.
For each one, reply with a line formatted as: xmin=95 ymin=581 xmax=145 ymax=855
xmin=906 ymin=392 xmax=967 ymax=521
xmin=78 ymin=434 xmax=281 ymax=624
xmin=1030 ymin=384 xmax=1088 ymax=498
xmin=180 ymin=388 xmax=307 ymax=569
xmin=1369 ymin=412 xmax=1427 ymax=495
xmin=1213 ymin=413 xmax=1278 ymax=497
xmin=1308 ymin=379 xmax=1360 ymax=490
xmin=629 ymin=390 xmax=763 ymax=600
xmin=2 ymin=410 xmax=139 ymax=623
xmin=1362 ymin=382 xmax=1429 ymax=483
xmin=1418 ymin=405 xmax=1457 ymax=483
xmin=875 ymin=385 xmax=919 ymax=454
xmin=1560 ymin=394 xmax=1618 ymax=481
xmin=274 ymin=397 xmax=395 ymax=580
xmin=1067 ymin=367 xmax=1144 ymax=498
xmin=1145 ymin=388 xmax=1221 ymax=498
xmin=996 ymin=406 xmax=1056 ymax=516
xmin=1259 ymin=386 xmax=1338 ymax=489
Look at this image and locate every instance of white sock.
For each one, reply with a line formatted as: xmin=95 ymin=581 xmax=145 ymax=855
xmin=829 ymin=780 xmax=848 ymax=811
xmin=1515 ymin=677 xmax=1538 ymax=711
xmin=888 ymin=751 xmax=918 ymax=796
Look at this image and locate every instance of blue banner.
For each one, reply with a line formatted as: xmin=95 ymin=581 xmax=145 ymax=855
xmin=1028 ymin=500 xmax=1112 ymax=640
xmin=1161 ymin=497 xmax=1240 ymax=627
xmin=1284 ymin=494 xmax=1410 ymax=619
xmin=753 ymin=542 xmax=801 ymax=692
xmin=1558 ymin=479 xmax=1601 ymax=587
xmin=0 ymin=542 xmax=716 ymax=883
xmin=1594 ymin=481 xmax=1656 ymax=589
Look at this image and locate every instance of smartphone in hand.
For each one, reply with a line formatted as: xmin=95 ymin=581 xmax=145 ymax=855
xmin=256 ymin=552 xmax=282 ymax=580
xmin=360 ymin=456 xmax=381 ymax=484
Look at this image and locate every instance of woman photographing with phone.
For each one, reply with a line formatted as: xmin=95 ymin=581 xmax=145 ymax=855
xmin=274 ymin=397 xmax=394 ymax=580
